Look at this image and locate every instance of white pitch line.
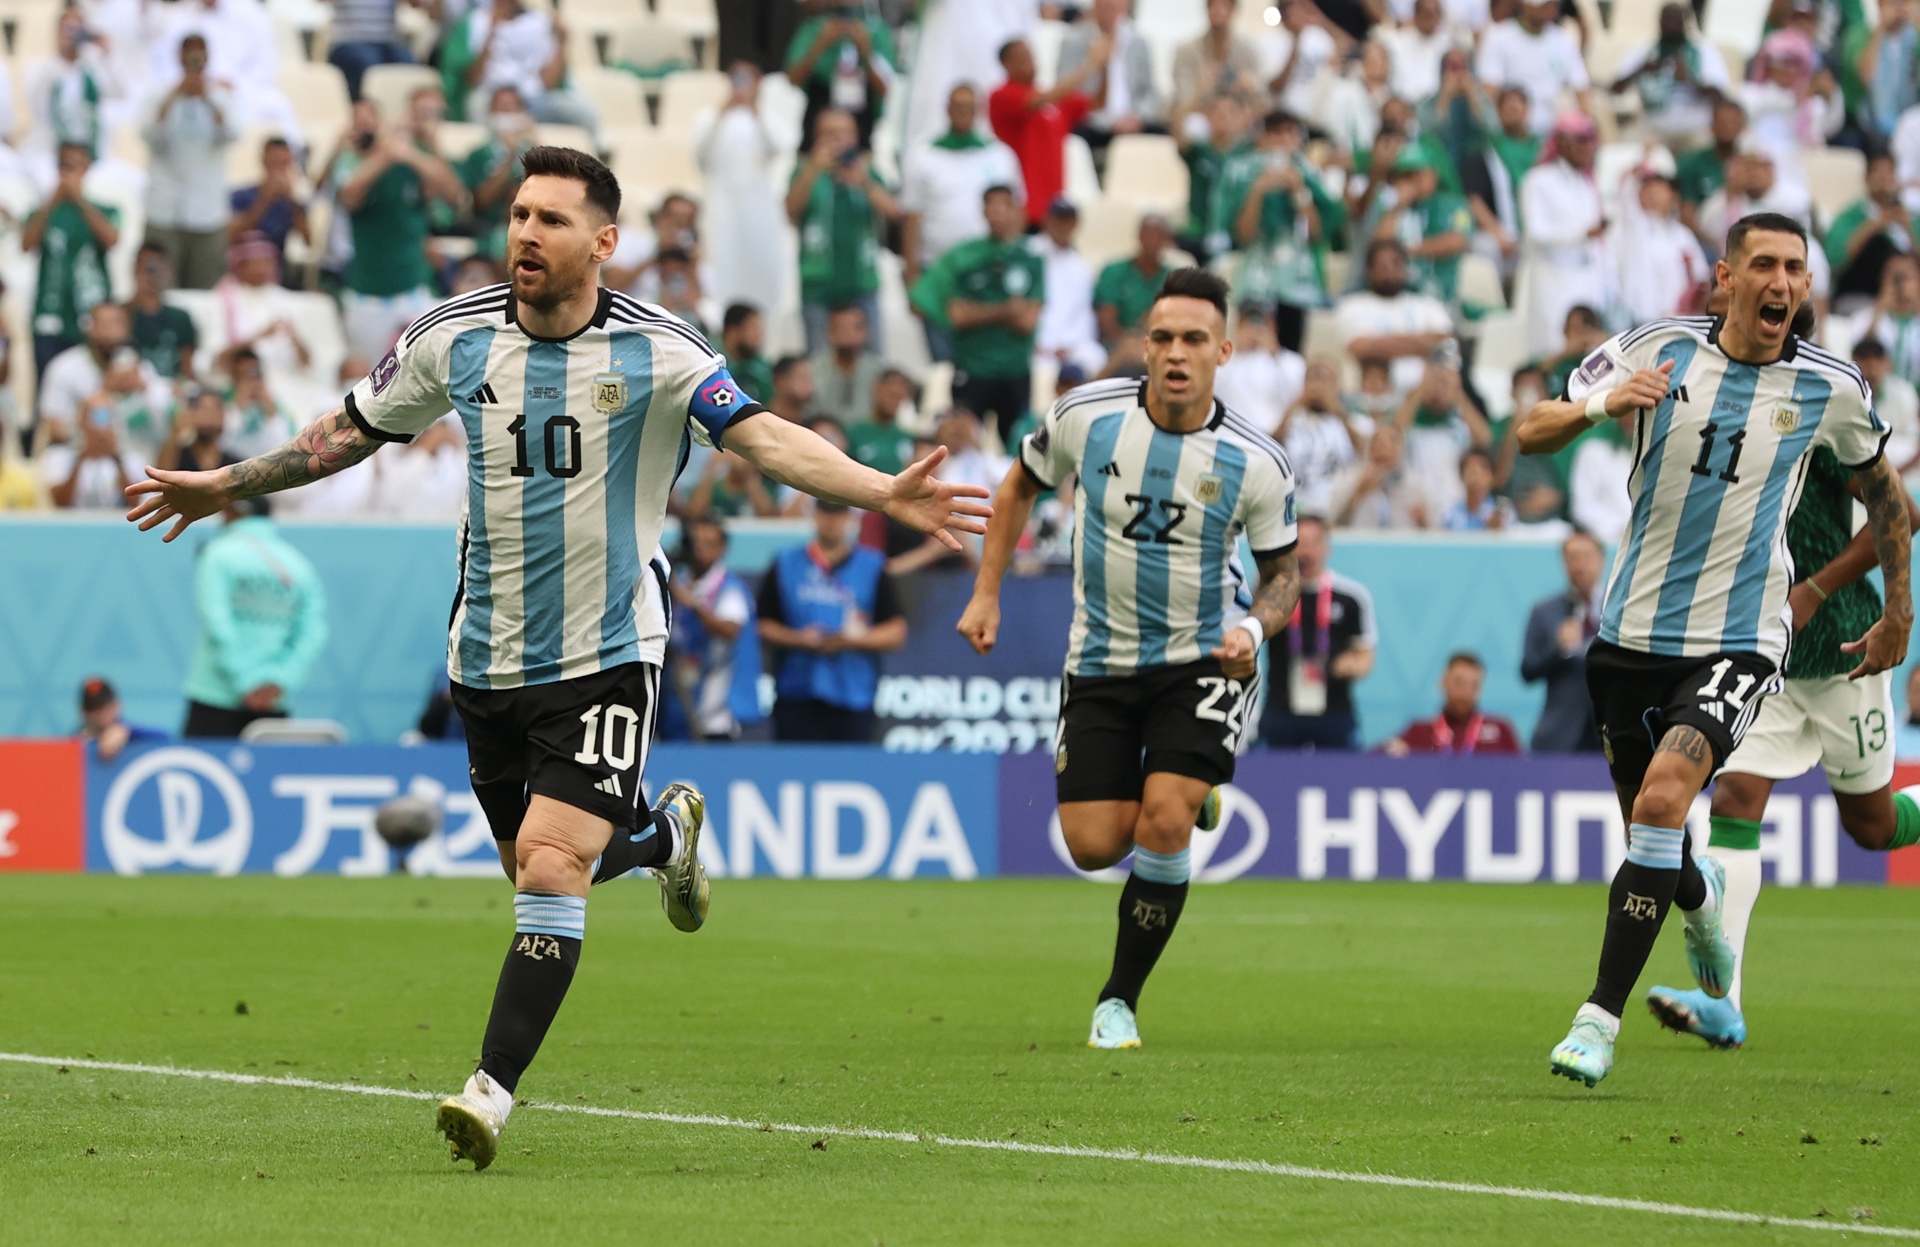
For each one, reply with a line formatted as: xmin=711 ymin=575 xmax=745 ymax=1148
xmin=2 ymin=1051 xmax=1911 ymax=1239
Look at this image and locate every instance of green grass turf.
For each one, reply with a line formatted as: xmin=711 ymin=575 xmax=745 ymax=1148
xmin=0 ymin=875 xmax=1916 ymax=1246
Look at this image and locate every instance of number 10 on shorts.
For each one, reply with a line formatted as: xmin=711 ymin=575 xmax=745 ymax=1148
xmin=574 ymin=704 xmax=641 ymax=770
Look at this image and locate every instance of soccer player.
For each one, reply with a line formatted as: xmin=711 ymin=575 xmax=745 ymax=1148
xmin=958 ymin=267 xmax=1301 ymax=1049
xmin=1646 ymin=454 xmax=1920 ymax=1047
xmin=123 ymin=146 xmax=992 ymax=1167
xmin=1516 ymin=211 xmax=1912 ymax=1087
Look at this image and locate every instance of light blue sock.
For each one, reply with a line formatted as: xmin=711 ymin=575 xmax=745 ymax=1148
xmin=1131 ymin=845 xmax=1191 ymax=885
xmin=514 ymin=893 xmax=587 ymax=939
xmin=1625 ymin=823 xmax=1684 ymax=871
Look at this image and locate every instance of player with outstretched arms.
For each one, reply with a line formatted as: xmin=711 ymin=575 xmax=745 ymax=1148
xmin=124 ymin=146 xmax=991 ymax=1167
xmin=1516 ymin=212 xmax=1912 ymax=1087
xmin=958 ymin=268 xmax=1301 ymax=1049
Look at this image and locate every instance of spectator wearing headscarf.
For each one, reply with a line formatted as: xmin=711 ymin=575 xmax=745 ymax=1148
xmin=1519 ymin=111 xmax=1609 ymax=358
xmin=1738 ymin=29 xmax=1842 ymax=191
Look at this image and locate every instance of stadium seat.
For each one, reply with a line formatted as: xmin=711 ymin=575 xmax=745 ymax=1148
xmin=1064 ymin=133 xmax=1100 ymax=208
xmin=606 ymin=126 xmax=703 ymax=200
xmin=535 ymin=123 xmax=597 ymax=155
xmin=574 ymin=66 xmax=649 ymax=132
xmin=361 ymin=64 xmax=443 ymax=129
xmin=4 ymin=1 xmax=56 ymax=65
xmin=1473 ymin=309 xmax=1529 ymax=376
xmin=1714 ymin=41 xmax=1747 ymax=82
xmin=609 ymin=18 xmax=696 ymax=80
xmin=1608 ymin=0 xmax=1662 ymax=42
xmin=653 ymin=0 xmax=719 ymax=41
xmin=1457 ymin=253 xmax=1506 ymax=312
xmin=1803 ymin=146 xmax=1866 ymax=229
xmin=1233 ymin=0 xmax=1282 ymax=38
xmin=1103 ymin=134 xmax=1188 ymax=215
xmin=1583 ymin=30 xmax=1636 ymax=91
xmin=921 ymin=361 xmax=954 ymax=417
xmin=1029 ymin=356 xmax=1058 ymax=418
xmin=1322 ymin=249 xmax=1351 ymax=297
xmin=1300 ymin=307 xmax=1345 ymax=367
xmin=1134 ymin=0 xmax=1207 ymax=44
xmin=279 ymin=60 xmax=353 ymax=140
xmin=1702 ymin=0 xmax=1767 ymax=55
xmin=656 ymin=70 xmax=730 ymax=139
xmin=1076 ymin=195 xmax=1142 ymax=266
xmin=437 ymin=121 xmax=492 ymax=163
xmin=225 ymin=125 xmax=287 ymax=186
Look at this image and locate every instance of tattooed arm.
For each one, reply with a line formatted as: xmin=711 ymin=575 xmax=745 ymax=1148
xmin=124 ymin=407 xmax=381 ymax=542
xmin=1211 ymin=547 xmax=1301 ymax=681
xmin=1842 ymin=455 xmax=1915 ymax=679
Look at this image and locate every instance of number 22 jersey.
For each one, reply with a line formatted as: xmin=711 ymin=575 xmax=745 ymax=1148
xmin=346 ymin=285 xmax=762 ymax=690
xmin=1020 ymin=377 xmax=1298 ymax=678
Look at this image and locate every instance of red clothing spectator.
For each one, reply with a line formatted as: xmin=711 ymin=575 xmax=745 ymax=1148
xmin=1384 ymin=651 xmax=1522 ymax=756
xmin=987 ymin=35 xmax=1110 ymax=225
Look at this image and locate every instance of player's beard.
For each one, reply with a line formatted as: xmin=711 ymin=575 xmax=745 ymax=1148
xmin=513 ymin=253 xmax=589 ymax=314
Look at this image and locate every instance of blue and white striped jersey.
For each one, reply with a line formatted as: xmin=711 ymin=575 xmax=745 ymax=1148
xmin=1565 ymin=316 xmax=1888 ymax=666
xmin=347 ymin=285 xmax=761 ymax=689
xmin=1020 ymin=377 xmax=1297 ymax=678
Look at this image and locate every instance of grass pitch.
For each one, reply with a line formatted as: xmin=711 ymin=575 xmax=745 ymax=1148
xmin=1 ymin=874 xmax=1916 ymax=1245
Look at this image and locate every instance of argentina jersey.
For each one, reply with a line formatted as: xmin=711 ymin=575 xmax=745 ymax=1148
xmin=1565 ymin=316 xmax=1888 ymax=666
xmin=1020 ymin=377 xmax=1297 ymax=678
xmin=346 ymin=284 xmax=761 ymax=689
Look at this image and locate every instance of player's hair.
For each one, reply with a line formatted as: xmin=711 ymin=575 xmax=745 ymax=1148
xmin=1725 ymin=212 xmax=1807 ymax=260
xmin=518 ymin=145 xmax=622 ymax=224
xmin=1854 ymin=335 xmax=1889 ymax=361
xmin=771 ymin=353 xmax=810 ymax=383
xmin=1445 ymin=650 xmax=1485 ymax=672
xmin=722 ymin=302 xmax=760 ymax=332
xmin=1153 ymin=267 xmax=1230 ymax=317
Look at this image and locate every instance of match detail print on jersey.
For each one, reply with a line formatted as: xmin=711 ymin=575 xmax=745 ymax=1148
xmin=345 ymin=286 xmax=765 ymax=690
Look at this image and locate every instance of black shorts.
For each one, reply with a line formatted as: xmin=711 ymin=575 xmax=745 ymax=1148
xmin=451 ymin=663 xmax=660 ymax=833
xmin=1054 ymin=657 xmax=1253 ymax=803
xmin=1585 ymin=640 xmax=1780 ymax=790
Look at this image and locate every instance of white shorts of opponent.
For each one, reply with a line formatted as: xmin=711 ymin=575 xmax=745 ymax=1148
xmin=1721 ymin=671 xmax=1897 ymax=795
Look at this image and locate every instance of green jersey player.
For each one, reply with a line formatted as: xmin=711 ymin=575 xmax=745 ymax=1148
xmin=1648 ymin=444 xmax=1920 ymax=1047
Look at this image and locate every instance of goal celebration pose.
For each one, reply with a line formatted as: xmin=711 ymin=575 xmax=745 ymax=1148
xmin=1647 ymin=447 xmax=1920 ymax=1047
xmin=125 ymin=146 xmax=991 ymax=1167
xmin=1516 ymin=212 xmax=1911 ymax=1087
xmin=959 ymin=268 xmax=1301 ymax=1049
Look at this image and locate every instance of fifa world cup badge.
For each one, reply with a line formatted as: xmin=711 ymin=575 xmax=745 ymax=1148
xmin=1772 ymin=403 xmax=1800 ymax=434
xmin=592 ymin=372 xmax=627 ymax=414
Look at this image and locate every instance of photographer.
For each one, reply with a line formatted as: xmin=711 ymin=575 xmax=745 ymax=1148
xmin=141 ymin=34 xmax=236 ymax=290
xmin=788 ymin=108 xmax=897 ymax=354
xmin=784 ymin=0 xmax=897 ymax=152
xmin=1607 ymin=4 xmax=1731 ymax=150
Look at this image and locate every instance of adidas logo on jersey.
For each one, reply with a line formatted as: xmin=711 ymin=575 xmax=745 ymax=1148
xmin=464 ymin=382 xmax=500 ymax=406
xmin=1096 ymin=462 xmax=1122 ymax=477
xmin=595 ymin=775 xmax=624 ymax=797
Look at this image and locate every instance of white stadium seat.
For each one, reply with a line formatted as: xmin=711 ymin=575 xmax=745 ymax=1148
xmin=1076 ymin=195 xmax=1142 ymax=266
xmin=656 ymin=70 xmax=730 ymax=139
xmin=653 ymin=0 xmax=718 ymax=41
xmin=1102 ymin=134 xmax=1188 ymax=215
xmin=1458 ymin=253 xmax=1506 ymax=312
xmin=1803 ymin=146 xmax=1867 ymax=229
xmin=606 ymin=126 xmax=703 ymax=199
xmin=610 ymin=19 xmax=696 ymax=79
xmin=436 ymin=122 xmax=492 ymax=164
xmin=1063 ymin=133 xmax=1100 ymax=208
xmin=574 ymin=66 xmax=649 ymax=133
xmin=279 ymin=60 xmax=353 ymax=139
xmin=360 ymin=64 xmax=443 ymax=129
xmin=534 ymin=123 xmax=597 ymax=155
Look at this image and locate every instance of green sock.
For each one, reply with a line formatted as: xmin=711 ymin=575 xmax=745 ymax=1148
xmin=1708 ymin=816 xmax=1762 ymax=852
xmin=1892 ymin=793 xmax=1920 ymax=851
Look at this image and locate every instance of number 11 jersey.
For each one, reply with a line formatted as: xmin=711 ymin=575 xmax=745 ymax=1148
xmin=1565 ymin=317 xmax=1886 ymax=667
xmin=346 ymin=285 xmax=763 ymax=690
xmin=1020 ymin=377 xmax=1298 ymax=679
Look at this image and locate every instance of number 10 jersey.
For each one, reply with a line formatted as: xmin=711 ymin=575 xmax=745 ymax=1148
xmin=346 ymin=285 xmax=763 ymax=690
xmin=1564 ymin=317 xmax=1886 ymax=667
xmin=1019 ymin=377 xmax=1298 ymax=679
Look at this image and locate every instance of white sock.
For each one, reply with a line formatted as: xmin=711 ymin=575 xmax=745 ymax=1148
xmin=1709 ymin=848 xmax=1762 ymax=1011
xmin=465 ymin=1070 xmax=515 ymax=1124
xmin=1574 ymin=1001 xmax=1620 ymax=1040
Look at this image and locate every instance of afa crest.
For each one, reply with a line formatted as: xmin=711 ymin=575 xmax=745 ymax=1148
xmin=1771 ymin=402 xmax=1800 ymax=434
xmin=591 ymin=373 xmax=627 ymax=413
xmin=1195 ymin=473 xmax=1223 ymax=504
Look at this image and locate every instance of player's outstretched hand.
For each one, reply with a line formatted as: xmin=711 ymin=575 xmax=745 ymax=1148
xmin=1605 ymin=359 xmax=1675 ymax=418
xmin=1841 ymin=613 xmax=1910 ymax=680
xmin=125 ymin=465 xmax=235 ymax=542
xmin=957 ymin=593 xmax=1000 ymax=655
xmin=1210 ymin=625 xmax=1259 ymax=681
xmin=885 ymin=446 xmax=993 ymax=552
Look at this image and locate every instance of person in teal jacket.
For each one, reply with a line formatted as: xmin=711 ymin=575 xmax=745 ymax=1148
xmin=183 ymin=502 xmax=329 ymax=737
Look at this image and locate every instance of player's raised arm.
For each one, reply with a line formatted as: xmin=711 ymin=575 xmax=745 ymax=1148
xmin=722 ymin=411 xmax=992 ymax=551
xmin=956 ymin=458 xmax=1044 ymax=655
xmin=1516 ymin=358 xmax=1675 ymax=455
xmin=123 ymin=406 xmax=379 ymax=542
xmin=1840 ymin=455 xmax=1915 ymax=679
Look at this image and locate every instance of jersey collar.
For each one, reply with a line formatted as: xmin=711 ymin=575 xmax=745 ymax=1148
xmin=1134 ymin=378 xmax=1229 ymax=433
xmin=1706 ymin=313 xmax=1799 ymax=364
xmin=506 ymin=287 xmax=614 ymax=342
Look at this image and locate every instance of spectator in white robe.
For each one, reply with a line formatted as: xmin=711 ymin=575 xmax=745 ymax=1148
xmin=1474 ymin=0 xmax=1593 ymax=136
xmin=694 ymin=63 xmax=789 ymax=319
xmin=1519 ymin=111 xmax=1609 ymax=357
xmin=210 ymin=233 xmax=337 ymax=421
xmin=1030 ymin=197 xmax=1107 ymax=377
xmin=1737 ymin=29 xmax=1842 ymax=194
xmin=1611 ymin=157 xmax=1711 ymax=325
xmin=1380 ymin=0 xmax=1456 ymax=106
xmin=1315 ymin=40 xmax=1393 ymax=160
xmin=1214 ymin=301 xmax=1307 ymax=436
xmin=23 ymin=11 xmax=117 ymax=193
xmin=902 ymin=0 xmax=1039 ymax=151
xmin=1607 ymin=4 xmax=1732 ymax=152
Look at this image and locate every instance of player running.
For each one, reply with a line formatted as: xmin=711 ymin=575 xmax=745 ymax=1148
xmin=1647 ymin=449 xmax=1920 ymax=1047
xmin=123 ymin=146 xmax=991 ymax=1167
xmin=1515 ymin=211 xmax=1911 ymax=1087
xmin=958 ymin=268 xmax=1301 ymax=1050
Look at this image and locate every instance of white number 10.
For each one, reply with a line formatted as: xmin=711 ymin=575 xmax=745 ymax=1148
xmin=574 ymin=703 xmax=640 ymax=770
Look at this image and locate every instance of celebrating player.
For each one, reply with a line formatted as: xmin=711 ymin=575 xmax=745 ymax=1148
xmin=1646 ymin=449 xmax=1920 ymax=1047
xmin=124 ymin=146 xmax=992 ymax=1167
xmin=1516 ymin=212 xmax=1912 ymax=1087
xmin=958 ymin=268 xmax=1301 ymax=1049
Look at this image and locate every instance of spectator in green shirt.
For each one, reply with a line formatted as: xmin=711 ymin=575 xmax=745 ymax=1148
xmin=787 ymin=107 xmax=898 ymax=355
xmin=1175 ymin=91 xmax=1252 ymax=264
xmin=456 ymin=85 xmax=536 ymax=264
xmin=846 ymin=368 xmax=919 ymax=476
xmin=784 ymin=0 xmax=897 ymax=152
xmin=1213 ymin=109 xmax=1341 ymax=350
xmin=332 ymin=98 xmax=466 ymax=361
xmin=1372 ymin=149 xmax=1474 ymax=304
xmin=717 ymin=303 xmax=775 ymax=403
xmin=1675 ymin=97 xmax=1744 ymax=242
xmin=807 ymin=303 xmax=889 ymax=423
xmin=1826 ymin=151 xmax=1919 ymax=303
xmin=1094 ymin=213 xmax=1176 ymax=347
xmin=24 ymin=143 xmax=119 ymax=398
xmin=910 ymin=183 xmax=1045 ymax=445
xmin=128 ymin=243 xmax=198 ymax=381
xmin=1483 ymin=88 xmax=1541 ymax=229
